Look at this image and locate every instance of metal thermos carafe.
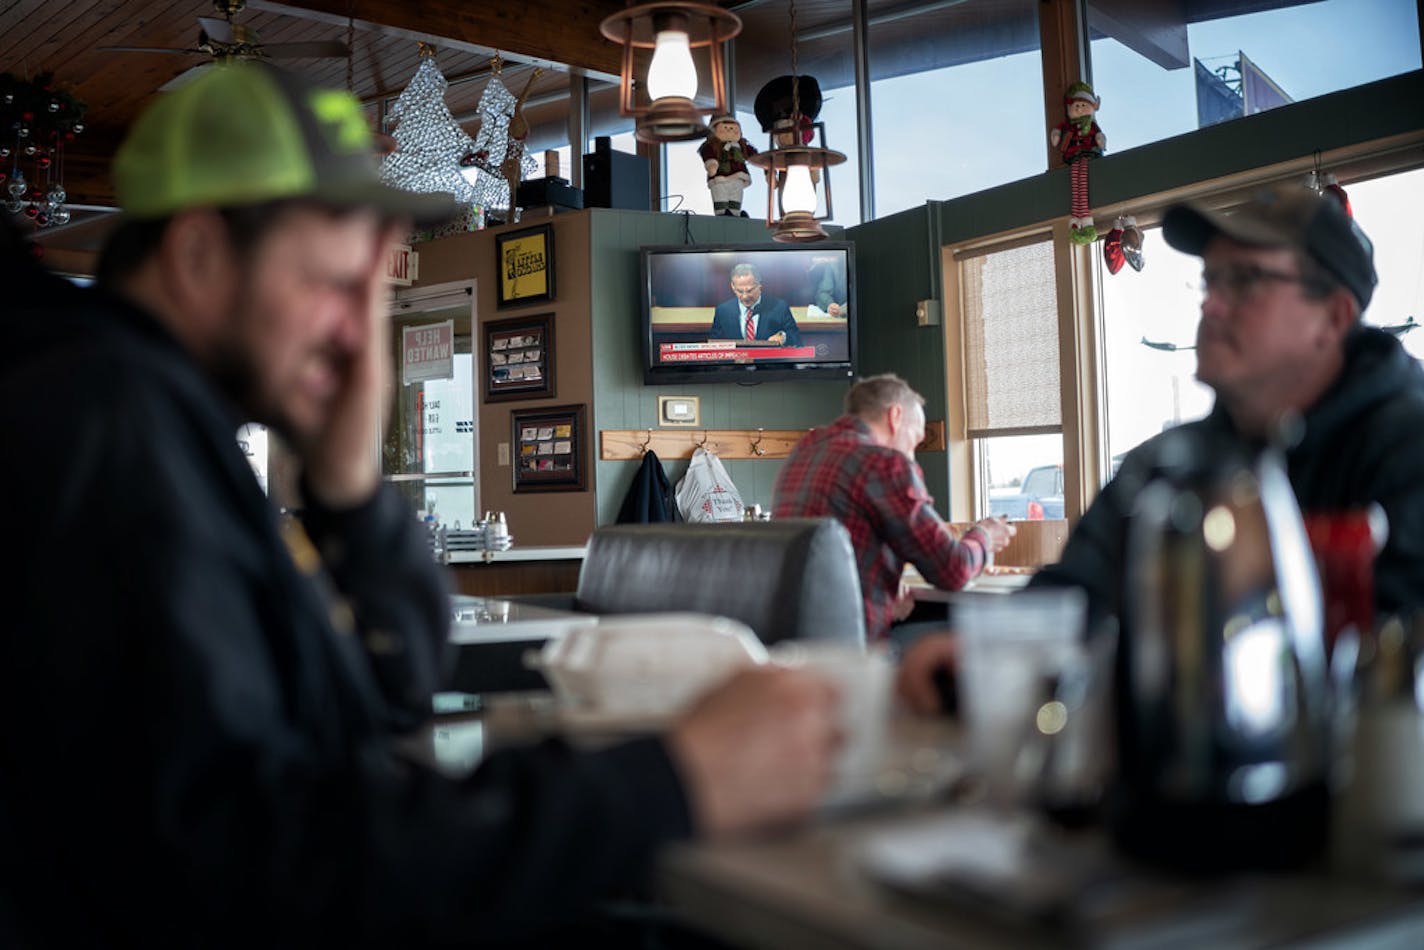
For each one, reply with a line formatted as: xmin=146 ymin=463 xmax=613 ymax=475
xmin=1112 ymin=435 xmax=1331 ymax=869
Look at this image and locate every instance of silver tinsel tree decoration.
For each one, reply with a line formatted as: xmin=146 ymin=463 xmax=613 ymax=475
xmin=464 ymin=56 xmax=539 ymax=214
xmin=380 ymin=48 xmax=478 ymax=205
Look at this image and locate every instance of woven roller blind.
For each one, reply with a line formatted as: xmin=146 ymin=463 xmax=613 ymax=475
xmin=960 ymin=240 xmax=1061 ymax=437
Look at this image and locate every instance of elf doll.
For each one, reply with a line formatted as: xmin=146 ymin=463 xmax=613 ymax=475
xmin=699 ymin=114 xmax=756 ymax=216
xmin=1049 ymin=81 xmax=1106 ymax=244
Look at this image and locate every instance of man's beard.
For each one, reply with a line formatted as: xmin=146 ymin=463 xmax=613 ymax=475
xmin=207 ymin=332 xmax=305 ymax=450
xmin=202 ymin=296 xmax=338 ymax=454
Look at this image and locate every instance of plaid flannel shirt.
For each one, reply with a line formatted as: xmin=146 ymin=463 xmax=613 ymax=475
xmin=772 ymin=415 xmax=988 ymax=641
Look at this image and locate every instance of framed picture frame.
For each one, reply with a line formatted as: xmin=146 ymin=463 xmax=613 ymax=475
xmin=512 ymin=404 xmax=587 ymax=493
xmin=484 ymin=312 xmax=555 ymax=402
xmin=495 ymin=222 xmax=555 ymax=308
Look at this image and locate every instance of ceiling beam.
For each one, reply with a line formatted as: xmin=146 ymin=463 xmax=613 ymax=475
xmin=249 ymin=0 xmax=626 ymax=82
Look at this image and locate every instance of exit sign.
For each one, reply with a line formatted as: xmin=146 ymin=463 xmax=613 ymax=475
xmin=387 ymin=244 xmax=419 ymax=285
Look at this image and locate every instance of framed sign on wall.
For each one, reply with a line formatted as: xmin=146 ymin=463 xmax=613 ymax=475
xmin=483 ymin=312 xmax=555 ymax=403
xmin=511 ymin=404 xmax=586 ymax=493
xmin=496 ymin=222 xmax=555 ymax=307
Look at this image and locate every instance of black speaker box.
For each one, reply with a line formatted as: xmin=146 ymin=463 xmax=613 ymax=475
xmin=516 ymin=176 xmax=583 ymax=211
xmin=582 ymin=136 xmax=651 ymax=211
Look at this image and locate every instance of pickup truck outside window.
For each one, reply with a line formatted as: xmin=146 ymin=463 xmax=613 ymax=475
xmin=988 ymin=463 xmax=1065 ymax=520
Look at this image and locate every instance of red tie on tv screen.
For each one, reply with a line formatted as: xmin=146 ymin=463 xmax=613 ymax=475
xmin=744 ymin=307 xmax=754 ymax=340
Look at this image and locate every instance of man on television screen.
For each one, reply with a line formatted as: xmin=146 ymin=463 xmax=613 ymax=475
xmin=806 ymin=256 xmax=849 ymax=319
xmin=710 ymin=262 xmax=803 ymax=346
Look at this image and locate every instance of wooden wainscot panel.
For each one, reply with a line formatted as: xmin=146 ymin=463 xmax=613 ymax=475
xmin=951 ymin=518 xmax=1069 ymax=568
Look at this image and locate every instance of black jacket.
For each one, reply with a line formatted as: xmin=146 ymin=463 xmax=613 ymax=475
xmin=616 ymin=450 xmax=677 ymax=523
xmin=0 ymin=263 xmax=691 ymax=946
xmin=1033 ymin=326 xmax=1424 ymax=629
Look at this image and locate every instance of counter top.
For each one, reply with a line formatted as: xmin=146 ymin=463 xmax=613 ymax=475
xmin=446 ymin=545 xmax=586 ymax=564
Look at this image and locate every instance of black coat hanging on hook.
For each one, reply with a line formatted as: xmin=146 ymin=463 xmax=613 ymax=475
xmin=616 ymin=450 xmax=677 ymax=524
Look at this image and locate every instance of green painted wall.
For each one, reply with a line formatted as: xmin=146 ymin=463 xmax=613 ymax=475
xmin=589 ymin=210 xmax=850 ymax=525
xmin=843 ymin=203 xmax=952 ymax=509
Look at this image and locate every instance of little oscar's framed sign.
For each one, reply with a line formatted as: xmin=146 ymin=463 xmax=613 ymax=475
xmin=496 ymin=223 xmax=555 ymax=307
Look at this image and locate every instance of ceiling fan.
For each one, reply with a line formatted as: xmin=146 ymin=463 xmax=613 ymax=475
xmin=101 ymin=0 xmax=349 ymax=63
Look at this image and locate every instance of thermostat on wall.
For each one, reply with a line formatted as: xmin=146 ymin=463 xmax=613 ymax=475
xmin=659 ymin=395 xmax=701 ymax=427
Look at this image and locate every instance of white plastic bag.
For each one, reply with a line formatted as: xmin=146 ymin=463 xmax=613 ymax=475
xmin=675 ymin=446 xmax=745 ymax=523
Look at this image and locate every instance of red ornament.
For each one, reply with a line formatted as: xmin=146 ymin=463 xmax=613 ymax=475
xmin=1103 ymin=225 xmax=1126 ymax=274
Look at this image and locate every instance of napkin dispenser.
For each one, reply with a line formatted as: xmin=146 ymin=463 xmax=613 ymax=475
xmin=1113 ymin=436 xmax=1331 ymax=869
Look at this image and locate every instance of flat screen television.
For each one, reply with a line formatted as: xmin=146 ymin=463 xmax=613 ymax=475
xmin=641 ymin=242 xmax=856 ymax=384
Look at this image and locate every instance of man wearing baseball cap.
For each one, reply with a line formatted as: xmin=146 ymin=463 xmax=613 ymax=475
xmin=0 ymin=63 xmax=839 ymax=946
xmin=899 ymin=185 xmax=1424 ymax=714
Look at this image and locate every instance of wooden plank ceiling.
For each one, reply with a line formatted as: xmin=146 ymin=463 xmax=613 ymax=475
xmin=4 ymin=0 xmax=1324 ymax=255
xmin=0 ymin=0 xmax=652 ymax=251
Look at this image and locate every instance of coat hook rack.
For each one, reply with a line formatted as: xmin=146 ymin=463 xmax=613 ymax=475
xmin=599 ymin=422 xmax=945 ymax=462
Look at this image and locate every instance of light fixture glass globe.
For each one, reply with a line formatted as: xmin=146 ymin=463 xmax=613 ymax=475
xmin=782 ymin=164 xmax=817 ymax=214
xmin=646 ymin=30 xmax=697 ymax=101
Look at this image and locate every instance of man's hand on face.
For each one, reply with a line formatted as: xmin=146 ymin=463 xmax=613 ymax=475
xmin=303 ymin=218 xmax=406 ymax=509
xmin=666 ymin=667 xmax=841 ymax=836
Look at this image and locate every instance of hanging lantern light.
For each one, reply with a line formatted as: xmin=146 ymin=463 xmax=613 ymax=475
xmin=745 ymin=0 xmax=845 ymax=242
xmin=599 ymin=3 xmax=741 ymax=143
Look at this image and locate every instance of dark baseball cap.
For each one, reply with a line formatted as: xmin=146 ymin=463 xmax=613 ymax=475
xmin=114 ymin=61 xmax=457 ymax=226
xmin=1163 ymin=186 xmax=1377 ymax=312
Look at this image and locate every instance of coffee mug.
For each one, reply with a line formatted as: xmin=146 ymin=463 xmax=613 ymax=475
xmin=771 ymin=642 xmax=894 ymax=803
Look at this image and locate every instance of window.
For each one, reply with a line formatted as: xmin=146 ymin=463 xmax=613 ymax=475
xmin=954 ymin=237 xmax=1065 ymax=519
xmin=237 ymin=423 xmax=269 ymax=496
xmin=1098 ymin=223 xmax=1214 ymax=469
xmin=866 ymin=0 xmax=1044 ymax=217
xmin=1097 ymin=165 xmax=1424 ymax=478
xmin=1350 ymin=166 xmax=1424 ymax=361
xmin=1090 ymin=0 xmax=1421 ymax=154
xmin=384 ymin=285 xmax=478 ymax=530
xmin=980 ymin=434 xmax=1065 ymax=520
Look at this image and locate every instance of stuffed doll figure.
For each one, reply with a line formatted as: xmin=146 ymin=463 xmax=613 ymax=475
xmin=698 ymin=114 xmax=756 ymax=216
xmin=1049 ymin=81 xmax=1106 ymax=244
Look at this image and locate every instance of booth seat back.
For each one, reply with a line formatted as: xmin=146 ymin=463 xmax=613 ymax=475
xmin=574 ymin=519 xmax=866 ymax=647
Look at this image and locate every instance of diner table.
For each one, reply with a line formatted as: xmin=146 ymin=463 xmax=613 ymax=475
xmin=904 ymin=564 xmax=1034 ymax=601
xmin=658 ymin=802 xmax=1424 ymax=949
xmin=443 ymin=594 xmax=593 ymax=695
xmin=413 ymin=686 xmax=1424 ymax=950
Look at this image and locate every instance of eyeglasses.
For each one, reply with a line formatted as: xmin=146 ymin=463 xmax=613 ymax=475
xmin=1200 ymin=265 xmax=1317 ymax=301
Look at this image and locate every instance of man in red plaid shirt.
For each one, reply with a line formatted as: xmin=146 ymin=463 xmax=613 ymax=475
xmin=774 ymin=375 xmax=1013 ymax=642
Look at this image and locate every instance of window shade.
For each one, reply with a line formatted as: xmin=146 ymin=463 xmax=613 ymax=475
xmin=960 ymin=240 xmax=1061 ymax=437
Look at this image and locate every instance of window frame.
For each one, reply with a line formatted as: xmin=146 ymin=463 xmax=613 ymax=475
xmin=943 ymin=135 xmax=1424 ymax=528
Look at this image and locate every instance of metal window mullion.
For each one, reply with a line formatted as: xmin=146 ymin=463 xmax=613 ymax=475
xmin=852 ymin=0 xmax=874 ymax=222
